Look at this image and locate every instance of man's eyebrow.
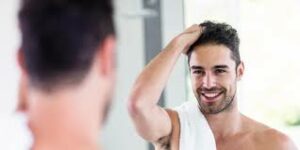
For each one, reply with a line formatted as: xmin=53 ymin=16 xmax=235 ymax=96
xmin=214 ymin=65 xmax=229 ymax=69
xmin=190 ymin=66 xmax=204 ymax=70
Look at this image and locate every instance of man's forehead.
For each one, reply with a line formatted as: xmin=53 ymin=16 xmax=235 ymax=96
xmin=189 ymin=44 xmax=236 ymax=68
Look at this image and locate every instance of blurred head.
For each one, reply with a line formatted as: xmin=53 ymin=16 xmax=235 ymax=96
xmin=187 ymin=21 xmax=244 ymax=114
xmin=17 ymin=0 xmax=115 ymax=136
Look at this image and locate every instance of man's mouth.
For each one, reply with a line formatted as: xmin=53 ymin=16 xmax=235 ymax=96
xmin=201 ymin=91 xmax=224 ymax=102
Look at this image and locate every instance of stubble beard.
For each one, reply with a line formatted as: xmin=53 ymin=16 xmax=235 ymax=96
xmin=197 ymin=87 xmax=236 ymax=114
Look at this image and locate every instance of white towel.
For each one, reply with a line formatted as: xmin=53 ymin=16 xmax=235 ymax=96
xmin=175 ymin=100 xmax=216 ymax=150
xmin=0 ymin=112 xmax=32 ymax=150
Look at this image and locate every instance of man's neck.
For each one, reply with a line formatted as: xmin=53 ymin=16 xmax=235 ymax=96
xmin=203 ymin=101 xmax=243 ymax=139
xmin=33 ymin=134 xmax=100 ymax=150
xmin=29 ymin=81 xmax=103 ymax=150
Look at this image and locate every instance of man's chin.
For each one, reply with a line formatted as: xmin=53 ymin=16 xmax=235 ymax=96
xmin=200 ymin=105 xmax=221 ymax=114
xmin=200 ymin=97 xmax=235 ymax=114
xmin=199 ymin=99 xmax=226 ymax=114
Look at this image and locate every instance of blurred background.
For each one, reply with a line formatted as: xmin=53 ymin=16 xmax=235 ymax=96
xmin=0 ymin=0 xmax=299 ymax=149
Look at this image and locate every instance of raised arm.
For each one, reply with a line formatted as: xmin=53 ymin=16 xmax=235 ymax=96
xmin=127 ymin=25 xmax=203 ymax=142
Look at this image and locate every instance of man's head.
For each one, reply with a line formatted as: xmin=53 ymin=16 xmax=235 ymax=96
xmin=187 ymin=21 xmax=244 ymax=114
xmin=17 ymin=0 xmax=115 ymax=140
xmin=18 ymin=0 xmax=115 ymax=90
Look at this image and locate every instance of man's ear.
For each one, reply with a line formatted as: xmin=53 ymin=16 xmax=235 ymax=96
xmin=236 ymin=61 xmax=244 ymax=81
xmin=17 ymin=49 xmax=27 ymax=75
xmin=16 ymin=49 xmax=29 ymax=112
xmin=16 ymin=74 xmax=29 ymax=112
xmin=97 ymin=35 xmax=116 ymax=76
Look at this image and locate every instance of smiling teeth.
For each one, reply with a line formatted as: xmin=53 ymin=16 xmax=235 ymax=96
xmin=203 ymin=92 xmax=220 ymax=98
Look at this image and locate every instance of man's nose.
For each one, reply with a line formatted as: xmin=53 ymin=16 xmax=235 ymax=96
xmin=202 ymin=73 xmax=216 ymax=88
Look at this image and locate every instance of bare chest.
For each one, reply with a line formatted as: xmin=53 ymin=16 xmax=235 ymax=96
xmin=216 ymin=135 xmax=264 ymax=150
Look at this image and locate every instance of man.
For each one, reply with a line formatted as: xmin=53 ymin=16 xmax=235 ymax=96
xmin=17 ymin=0 xmax=115 ymax=149
xmin=128 ymin=21 xmax=298 ymax=150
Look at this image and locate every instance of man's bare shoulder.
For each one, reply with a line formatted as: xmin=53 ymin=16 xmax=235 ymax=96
xmin=252 ymin=127 xmax=298 ymax=150
xmin=243 ymin=116 xmax=298 ymax=150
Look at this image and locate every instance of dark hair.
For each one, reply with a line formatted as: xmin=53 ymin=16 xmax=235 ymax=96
xmin=19 ymin=0 xmax=115 ymax=90
xmin=187 ymin=21 xmax=240 ymax=67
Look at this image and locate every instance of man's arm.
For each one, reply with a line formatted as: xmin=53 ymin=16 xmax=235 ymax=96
xmin=127 ymin=25 xmax=202 ymax=142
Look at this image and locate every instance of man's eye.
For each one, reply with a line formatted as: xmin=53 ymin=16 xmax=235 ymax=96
xmin=215 ymin=69 xmax=226 ymax=74
xmin=193 ymin=70 xmax=204 ymax=75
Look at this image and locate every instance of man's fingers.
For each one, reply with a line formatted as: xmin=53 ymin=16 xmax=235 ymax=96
xmin=181 ymin=25 xmax=205 ymax=54
xmin=173 ymin=24 xmax=205 ymax=54
xmin=184 ymin=24 xmax=200 ymax=34
xmin=184 ymin=25 xmax=205 ymax=38
xmin=187 ymin=26 xmax=204 ymax=42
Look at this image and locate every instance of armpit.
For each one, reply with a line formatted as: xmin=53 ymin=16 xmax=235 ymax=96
xmin=153 ymin=135 xmax=171 ymax=150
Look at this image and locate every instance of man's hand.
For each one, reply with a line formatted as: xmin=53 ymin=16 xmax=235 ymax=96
xmin=171 ymin=24 xmax=204 ymax=54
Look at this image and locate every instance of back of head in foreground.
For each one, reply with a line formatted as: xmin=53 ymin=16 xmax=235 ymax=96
xmin=17 ymin=0 xmax=115 ymax=149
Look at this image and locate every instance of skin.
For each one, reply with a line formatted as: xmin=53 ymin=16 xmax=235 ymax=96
xmin=128 ymin=25 xmax=298 ymax=150
xmin=17 ymin=36 xmax=116 ymax=150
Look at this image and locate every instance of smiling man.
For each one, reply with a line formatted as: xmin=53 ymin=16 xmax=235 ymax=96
xmin=128 ymin=21 xmax=298 ymax=150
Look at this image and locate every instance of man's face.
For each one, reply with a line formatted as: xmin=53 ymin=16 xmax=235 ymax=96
xmin=189 ymin=44 xmax=243 ymax=114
